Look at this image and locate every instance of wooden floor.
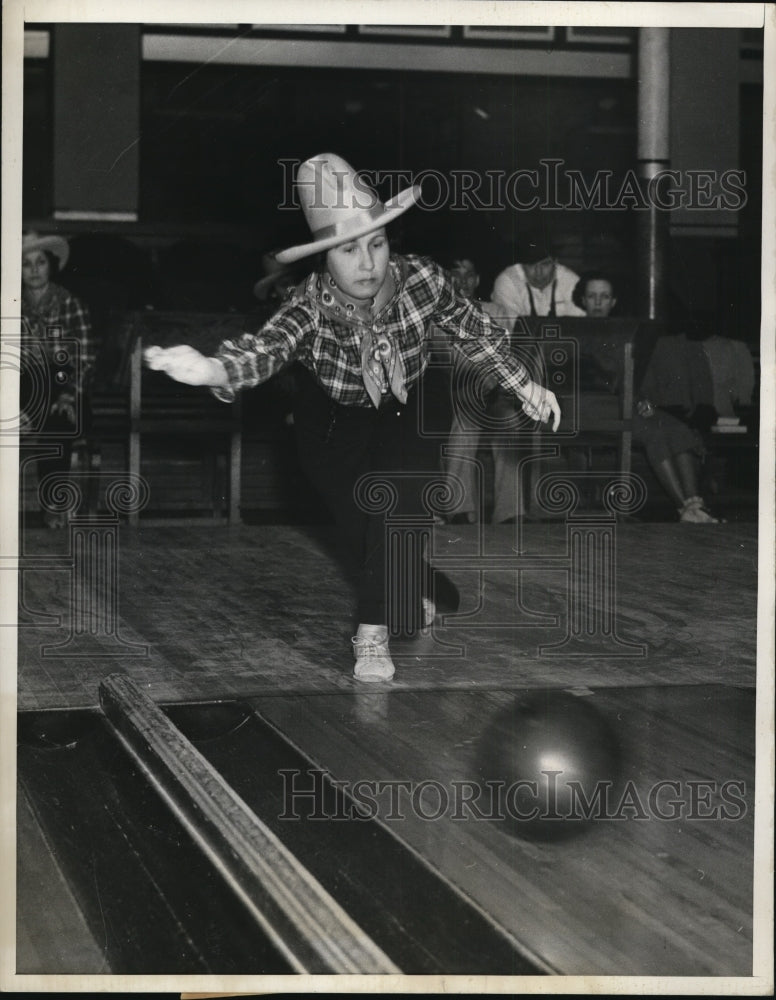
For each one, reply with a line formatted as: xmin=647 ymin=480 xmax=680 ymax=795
xmin=12 ymin=518 xmax=761 ymax=978
xmin=15 ymin=519 xmax=757 ymax=709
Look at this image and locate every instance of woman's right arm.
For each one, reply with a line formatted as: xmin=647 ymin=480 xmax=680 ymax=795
xmin=143 ymin=304 xmax=311 ymax=401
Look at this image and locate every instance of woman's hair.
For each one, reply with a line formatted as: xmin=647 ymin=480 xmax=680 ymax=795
xmin=572 ymin=270 xmax=617 ymax=311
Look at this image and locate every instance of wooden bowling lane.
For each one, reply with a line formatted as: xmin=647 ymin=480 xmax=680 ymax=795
xmin=17 ymin=691 xmax=544 ymax=976
xmin=249 ymin=684 xmax=755 ymax=976
xmin=17 ymin=705 xmax=296 ymax=976
xmin=98 ymin=672 xmax=401 ymax=975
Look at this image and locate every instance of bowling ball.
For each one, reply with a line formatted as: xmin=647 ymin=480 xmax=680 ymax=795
xmin=475 ymin=690 xmax=622 ymax=841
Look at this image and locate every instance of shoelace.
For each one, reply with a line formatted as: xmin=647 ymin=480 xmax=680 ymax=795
xmin=352 ymin=636 xmax=389 ymax=655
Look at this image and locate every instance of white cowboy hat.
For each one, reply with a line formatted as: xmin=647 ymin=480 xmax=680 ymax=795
xmin=275 ymin=153 xmax=421 ymax=265
xmin=22 ymin=231 xmax=70 ymax=269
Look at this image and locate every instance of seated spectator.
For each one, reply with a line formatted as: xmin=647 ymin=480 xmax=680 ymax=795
xmin=572 ymin=269 xmax=621 ymax=318
xmin=481 ymin=229 xmax=586 ymax=518
xmin=492 ymin=228 xmax=586 ymax=329
xmin=701 ymin=329 xmax=755 ymax=419
xmin=21 ymin=232 xmax=95 ymax=527
xmin=641 ymin=314 xmax=755 ymax=422
xmin=573 ymin=273 xmax=722 ymax=524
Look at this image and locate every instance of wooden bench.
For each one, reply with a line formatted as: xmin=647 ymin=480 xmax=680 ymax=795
xmin=132 ymin=312 xmax=246 ymax=526
xmin=84 ymin=311 xmax=245 ymax=525
xmin=522 ymin=317 xmax=652 ymax=511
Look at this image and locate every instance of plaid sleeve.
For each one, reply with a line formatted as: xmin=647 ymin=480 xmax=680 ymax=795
xmin=63 ymin=292 xmax=94 ymax=389
xmin=211 ymin=302 xmax=313 ymax=403
xmin=424 ymin=260 xmax=531 ymax=394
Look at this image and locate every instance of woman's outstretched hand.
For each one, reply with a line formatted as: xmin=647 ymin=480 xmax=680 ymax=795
xmin=143 ymin=345 xmax=228 ymax=388
xmin=519 ymin=380 xmax=561 ymax=431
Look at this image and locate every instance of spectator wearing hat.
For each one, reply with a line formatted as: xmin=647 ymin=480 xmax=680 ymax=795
xmin=21 ymin=231 xmax=94 ymax=527
xmin=145 ymin=153 xmax=560 ymax=683
xmin=491 ymin=230 xmax=585 ymax=330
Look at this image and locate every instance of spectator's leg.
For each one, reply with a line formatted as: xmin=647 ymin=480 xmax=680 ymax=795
xmin=443 ymin=411 xmax=481 ymax=522
xmin=674 ymin=450 xmax=702 ymax=501
xmin=651 ymin=456 xmax=689 ymax=508
xmin=492 ymin=434 xmax=532 ymax=523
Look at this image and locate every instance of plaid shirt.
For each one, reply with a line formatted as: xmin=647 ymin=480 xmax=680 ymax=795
xmin=21 ymin=282 xmax=95 ymax=390
xmin=214 ymin=255 xmax=530 ymax=407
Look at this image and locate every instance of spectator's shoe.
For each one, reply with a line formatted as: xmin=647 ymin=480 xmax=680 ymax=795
xmin=352 ymin=624 xmax=395 ymax=682
xmin=679 ymin=496 xmax=720 ymax=524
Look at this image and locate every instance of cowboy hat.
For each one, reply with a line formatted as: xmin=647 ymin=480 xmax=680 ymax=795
xmin=22 ymin=231 xmax=70 ymax=269
xmin=275 ymin=153 xmax=421 ymax=265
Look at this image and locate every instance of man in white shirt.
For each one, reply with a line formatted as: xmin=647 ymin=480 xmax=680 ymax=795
xmin=481 ymin=231 xmax=582 ymax=520
xmin=491 ymin=231 xmax=585 ymax=329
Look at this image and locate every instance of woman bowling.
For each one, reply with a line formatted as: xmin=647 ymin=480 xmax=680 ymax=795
xmin=145 ymin=153 xmax=561 ymax=682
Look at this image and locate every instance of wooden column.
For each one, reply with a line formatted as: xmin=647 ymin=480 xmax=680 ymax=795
xmin=636 ymin=27 xmax=671 ymax=320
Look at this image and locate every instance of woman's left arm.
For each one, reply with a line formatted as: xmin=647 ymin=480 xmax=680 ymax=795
xmin=429 ymin=261 xmax=560 ymax=430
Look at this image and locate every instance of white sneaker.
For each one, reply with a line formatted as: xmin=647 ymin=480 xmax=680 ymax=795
xmin=352 ymin=624 xmax=395 ymax=682
xmin=422 ymin=596 xmax=436 ymax=630
xmin=679 ymin=496 xmax=719 ymax=524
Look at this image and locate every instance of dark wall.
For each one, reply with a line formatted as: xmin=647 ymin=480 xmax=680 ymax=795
xmin=138 ymin=63 xmax=638 ymax=290
xmin=22 ymin=60 xmax=52 ymax=220
xmin=22 ymin=35 xmax=763 ymax=345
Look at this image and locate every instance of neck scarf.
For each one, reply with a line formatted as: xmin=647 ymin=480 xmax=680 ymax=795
xmin=310 ymin=265 xmax=407 ymax=408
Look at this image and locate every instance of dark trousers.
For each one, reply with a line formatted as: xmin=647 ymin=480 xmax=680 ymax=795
xmin=294 ymin=367 xmax=447 ymax=633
